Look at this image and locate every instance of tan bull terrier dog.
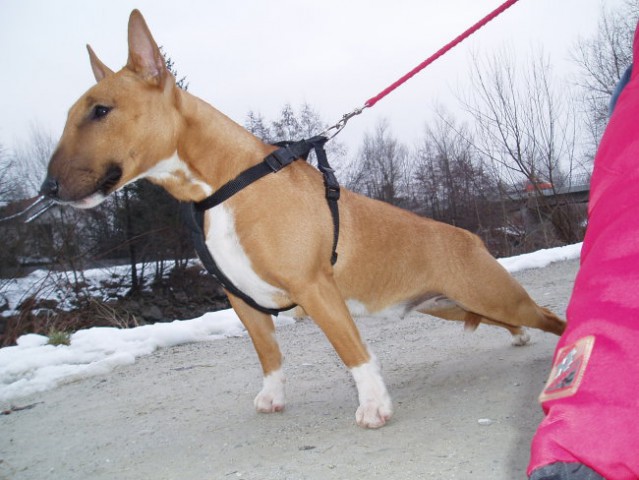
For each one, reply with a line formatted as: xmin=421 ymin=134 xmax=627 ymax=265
xmin=41 ymin=10 xmax=565 ymax=428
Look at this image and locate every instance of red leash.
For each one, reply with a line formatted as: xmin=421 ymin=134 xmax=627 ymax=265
xmin=364 ymin=0 xmax=521 ymax=108
xmin=323 ymin=0 xmax=522 ymax=137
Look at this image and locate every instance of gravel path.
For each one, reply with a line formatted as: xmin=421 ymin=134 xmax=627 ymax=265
xmin=0 ymin=259 xmax=579 ymax=480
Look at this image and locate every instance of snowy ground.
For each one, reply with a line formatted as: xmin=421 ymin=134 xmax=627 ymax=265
xmin=0 ymin=245 xmax=582 ymax=479
xmin=1 ymin=259 xmax=203 ymax=316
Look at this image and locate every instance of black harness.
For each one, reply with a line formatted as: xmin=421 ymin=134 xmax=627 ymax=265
xmin=183 ymin=135 xmax=340 ymax=316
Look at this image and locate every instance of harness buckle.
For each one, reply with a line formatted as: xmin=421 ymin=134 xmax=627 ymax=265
xmin=321 ymin=167 xmax=341 ymax=200
xmin=326 ymin=185 xmax=341 ymax=201
xmin=265 ymin=147 xmax=296 ymax=172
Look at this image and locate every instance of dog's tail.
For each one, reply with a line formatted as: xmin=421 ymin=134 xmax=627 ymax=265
xmin=538 ymin=306 xmax=566 ymax=336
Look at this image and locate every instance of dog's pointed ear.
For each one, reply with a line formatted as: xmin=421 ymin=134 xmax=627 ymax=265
xmin=86 ymin=45 xmax=114 ymax=82
xmin=126 ymin=9 xmax=167 ymax=86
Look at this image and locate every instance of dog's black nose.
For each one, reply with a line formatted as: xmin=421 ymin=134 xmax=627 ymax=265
xmin=40 ymin=177 xmax=60 ymax=198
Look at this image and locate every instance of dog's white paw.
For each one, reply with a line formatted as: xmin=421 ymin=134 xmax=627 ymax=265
xmin=254 ymin=369 xmax=286 ymax=413
xmin=511 ymin=328 xmax=531 ymax=346
xmin=351 ymin=357 xmax=393 ymax=429
xmin=356 ymin=400 xmax=393 ymax=429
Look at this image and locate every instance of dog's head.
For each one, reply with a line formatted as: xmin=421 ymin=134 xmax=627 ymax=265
xmin=41 ymin=10 xmax=180 ymax=208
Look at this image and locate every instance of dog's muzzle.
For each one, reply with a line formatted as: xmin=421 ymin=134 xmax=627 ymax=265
xmin=40 ymin=177 xmax=60 ymax=199
xmin=39 ymin=164 xmax=123 ymax=203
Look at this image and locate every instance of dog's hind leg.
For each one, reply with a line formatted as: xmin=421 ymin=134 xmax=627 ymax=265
xmin=294 ymin=274 xmax=393 ymax=429
xmin=227 ymin=293 xmax=286 ymax=413
xmin=417 ymin=303 xmax=531 ymax=346
xmin=430 ymin=248 xmax=566 ymax=338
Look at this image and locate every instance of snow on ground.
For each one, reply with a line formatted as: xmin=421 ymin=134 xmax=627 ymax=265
xmin=0 ymin=311 xmax=295 ymax=403
xmin=1 ymin=260 xmax=200 ymax=317
xmin=0 ymin=243 xmax=582 ymax=403
xmin=497 ymin=242 xmax=583 ymax=273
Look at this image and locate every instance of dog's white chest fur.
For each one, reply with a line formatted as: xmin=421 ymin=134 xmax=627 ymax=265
xmin=204 ymin=204 xmax=284 ymax=309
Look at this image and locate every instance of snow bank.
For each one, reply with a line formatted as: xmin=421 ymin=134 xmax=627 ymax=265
xmin=499 ymin=242 xmax=582 ymax=273
xmin=0 ymin=310 xmax=293 ymax=402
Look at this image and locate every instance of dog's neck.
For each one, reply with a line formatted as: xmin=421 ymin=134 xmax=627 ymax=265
xmin=155 ymin=88 xmax=273 ymax=203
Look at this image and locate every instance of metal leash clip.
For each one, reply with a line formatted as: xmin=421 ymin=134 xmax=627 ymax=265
xmin=321 ymin=105 xmax=367 ymax=140
xmin=0 ymin=195 xmax=56 ymax=224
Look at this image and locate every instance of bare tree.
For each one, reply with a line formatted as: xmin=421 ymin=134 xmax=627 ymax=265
xmin=348 ymin=119 xmax=412 ymax=208
xmin=0 ymin=127 xmax=65 ymax=279
xmin=572 ymin=1 xmax=636 ymax=150
xmin=271 ymin=103 xmax=304 ymax=141
xmin=8 ymin=124 xmax=55 ymax=197
xmin=245 ymin=102 xmax=348 ymax=173
xmin=0 ymin=142 xmax=16 ymax=299
xmin=463 ymin=48 xmax=584 ymax=247
xmin=247 ymin=102 xmax=324 ymax=143
xmin=0 ymin=143 xmax=18 ymax=201
xmin=247 ymin=102 xmax=326 ymax=142
xmin=245 ymin=111 xmax=273 ymax=143
xmin=413 ymin=112 xmax=495 ymax=232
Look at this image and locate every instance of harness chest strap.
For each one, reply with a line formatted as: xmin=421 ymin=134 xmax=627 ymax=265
xmin=184 ymin=135 xmax=340 ymax=316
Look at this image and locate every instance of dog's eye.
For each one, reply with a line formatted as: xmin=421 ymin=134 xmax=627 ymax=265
xmin=92 ymin=105 xmax=112 ymax=120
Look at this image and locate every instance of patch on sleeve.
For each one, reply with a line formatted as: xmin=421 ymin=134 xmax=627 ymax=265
xmin=539 ymin=336 xmax=595 ymax=403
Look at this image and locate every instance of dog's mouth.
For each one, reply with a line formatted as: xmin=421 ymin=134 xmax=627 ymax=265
xmin=41 ymin=164 xmax=124 ymax=210
xmin=97 ymin=164 xmax=123 ymax=195
xmin=71 ymin=164 xmax=123 ymax=209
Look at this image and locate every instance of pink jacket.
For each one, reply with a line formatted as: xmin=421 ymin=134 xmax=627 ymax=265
xmin=528 ymin=22 xmax=639 ymax=480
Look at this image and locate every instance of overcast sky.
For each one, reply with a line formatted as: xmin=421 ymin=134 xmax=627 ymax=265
xmin=0 ymin=0 xmax=625 ymax=157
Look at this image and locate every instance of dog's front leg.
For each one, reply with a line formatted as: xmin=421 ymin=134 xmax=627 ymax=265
xmin=295 ymin=276 xmax=393 ymax=428
xmin=227 ymin=293 xmax=286 ymax=413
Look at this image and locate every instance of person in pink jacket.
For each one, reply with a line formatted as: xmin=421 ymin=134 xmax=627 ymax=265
xmin=527 ymin=21 xmax=639 ymax=480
